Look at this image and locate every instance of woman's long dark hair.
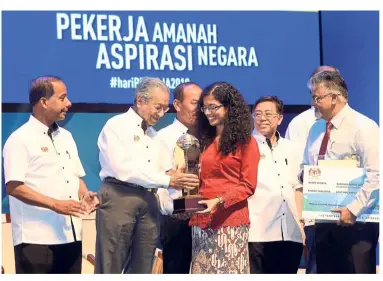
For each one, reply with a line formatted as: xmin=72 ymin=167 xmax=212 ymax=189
xmin=196 ymin=82 xmax=253 ymax=156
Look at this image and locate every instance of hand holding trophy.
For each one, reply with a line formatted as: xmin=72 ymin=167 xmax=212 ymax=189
xmin=170 ymin=133 xmax=206 ymax=219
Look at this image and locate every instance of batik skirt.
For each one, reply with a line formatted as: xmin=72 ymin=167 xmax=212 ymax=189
xmin=190 ymin=225 xmax=250 ymax=274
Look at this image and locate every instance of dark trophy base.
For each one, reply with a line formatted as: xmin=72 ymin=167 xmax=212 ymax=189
xmin=173 ymin=195 xmax=206 ymax=214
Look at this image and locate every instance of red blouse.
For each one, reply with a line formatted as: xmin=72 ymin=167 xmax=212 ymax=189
xmin=189 ymin=136 xmax=260 ymax=229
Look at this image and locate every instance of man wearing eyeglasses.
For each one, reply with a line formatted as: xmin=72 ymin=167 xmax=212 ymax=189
xmin=285 ymin=65 xmax=339 ymax=274
xmin=95 ymin=77 xmax=200 ymax=274
xmin=247 ymin=96 xmax=303 ymax=274
xmin=297 ymin=71 xmax=379 ymax=273
xmin=156 ymin=82 xmax=202 ymax=274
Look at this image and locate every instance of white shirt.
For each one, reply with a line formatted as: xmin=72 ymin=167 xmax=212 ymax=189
xmin=285 ymin=106 xmax=323 ymax=162
xmin=98 ymin=108 xmax=172 ymax=189
xmin=2 ymin=115 xmax=85 ymax=246
xmin=285 ymin=106 xmax=324 ymax=226
xmin=301 ymin=104 xmax=379 ymax=218
xmin=248 ymin=130 xmax=302 ymax=243
xmin=156 ymin=118 xmax=189 ymax=215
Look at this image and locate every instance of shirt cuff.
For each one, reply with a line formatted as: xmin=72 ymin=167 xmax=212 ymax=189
xmin=294 ymin=183 xmax=303 ymax=190
xmin=157 ymin=189 xmax=174 ymax=215
xmin=157 ymin=174 xmax=171 ymax=189
xmin=347 ymin=199 xmax=363 ymax=217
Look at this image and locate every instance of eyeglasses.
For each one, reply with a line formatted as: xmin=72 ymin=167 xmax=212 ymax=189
xmin=152 ymin=104 xmax=170 ymax=114
xmin=311 ymin=92 xmax=340 ymax=103
xmin=252 ymin=111 xmax=279 ymax=120
xmin=200 ymin=104 xmax=224 ymax=113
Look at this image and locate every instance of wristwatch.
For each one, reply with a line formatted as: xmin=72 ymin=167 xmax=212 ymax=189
xmin=299 ymin=219 xmax=305 ymax=226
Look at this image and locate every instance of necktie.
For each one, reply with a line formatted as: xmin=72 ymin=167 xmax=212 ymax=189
xmin=318 ymin=121 xmax=333 ymax=156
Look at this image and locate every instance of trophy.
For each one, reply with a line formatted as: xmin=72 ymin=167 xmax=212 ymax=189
xmin=172 ymin=133 xmax=206 ymax=214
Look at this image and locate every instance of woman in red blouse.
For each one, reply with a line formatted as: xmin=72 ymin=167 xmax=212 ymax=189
xmin=189 ymin=82 xmax=260 ymax=274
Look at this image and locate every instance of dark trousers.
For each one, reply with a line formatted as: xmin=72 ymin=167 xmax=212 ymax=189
xmin=160 ymin=215 xmax=192 ymax=274
xmin=304 ymin=225 xmax=317 ymax=274
xmin=14 ymin=242 xmax=82 ymax=274
xmin=315 ymin=222 xmax=379 ymax=274
xmin=95 ymin=181 xmax=160 ymax=274
xmin=249 ymin=241 xmax=303 ymax=274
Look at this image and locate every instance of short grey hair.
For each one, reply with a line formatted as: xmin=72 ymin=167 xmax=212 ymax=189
xmin=311 ymin=65 xmax=340 ymax=77
xmin=134 ymin=77 xmax=169 ymax=104
xmin=307 ymin=71 xmax=348 ymax=100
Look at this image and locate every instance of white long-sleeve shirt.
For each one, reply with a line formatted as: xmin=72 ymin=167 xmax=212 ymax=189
xmin=98 ymin=108 xmax=172 ymax=189
xmin=285 ymin=106 xmax=323 ymax=163
xmin=301 ymin=104 xmax=379 ymax=218
xmin=156 ymin=118 xmax=189 ymax=215
xmin=285 ymin=107 xmax=324 ymax=226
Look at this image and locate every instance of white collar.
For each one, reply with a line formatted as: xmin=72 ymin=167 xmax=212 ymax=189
xmin=330 ymin=103 xmax=351 ymax=129
xmin=172 ymin=118 xmax=188 ymax=134
xmin=28 ymin=115 xmax=59 ymax=136
xmin=252 ymin=129 xmax=280 ymax=142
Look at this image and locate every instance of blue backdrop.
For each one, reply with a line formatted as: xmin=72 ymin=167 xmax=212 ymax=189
xmin=321 ymin=11 xmax=379 ymax=124
xmin=2 ymin=11 xmax=319 ymax=105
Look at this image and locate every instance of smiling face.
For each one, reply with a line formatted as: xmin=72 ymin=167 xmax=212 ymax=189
xmin=253 ymin=101 xmax=282 ymax=138
xmin=41 ymin=81 xmax=72 ymax=121
xmin=201 ymin=93 xmax=228 ymax=127
xmin=136 ymin=86 xmax=170 ymax=126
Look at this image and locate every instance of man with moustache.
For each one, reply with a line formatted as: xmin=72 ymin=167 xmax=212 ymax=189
xmin=3 ymin=76 xmax=98 ymax=274
xmin=298 ymin=71 xmax=379 ymax=274
xmin=285 ymin=66 xmax=339 ymax=274
xmin=95 ymin=77 xmax=200 ymax=274
xmin=156 ymin=82 xmax=203 ymax=274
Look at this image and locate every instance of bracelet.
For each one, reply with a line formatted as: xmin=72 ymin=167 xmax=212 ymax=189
xmin=299 ymin=219 xmax=305 ymax=226
xmin=215 ymin=196 xmax=224 ymax=205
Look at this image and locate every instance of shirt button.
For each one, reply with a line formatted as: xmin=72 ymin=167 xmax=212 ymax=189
xmin=57 ymin=153 xmax=60 ymax=155
xmin=69 ymin=196 xmax=72 ymax=198
xmin=66 ymin=181 xmax=69 ymax=183
xmin=62 ymin=167 xmax=65 ymax=170
xmin=146 ymin=146 xmax=149 ymax=148
xmin=283 ymin=199 xmax=286 ymax=202
xmin=278 ymin=173 xmax=280 ymax=176
xmin=281 ymin=186 xmax=284 ymax=188
xmin=275 ymin=161 xmax=277 ymax=163
xmin=148 ymin=160 xmax=151 ymax=162
xmin=283 ymin=213 xmax=285 ymax=216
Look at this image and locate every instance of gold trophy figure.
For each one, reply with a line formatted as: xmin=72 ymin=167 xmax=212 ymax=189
xmin=172 ymin=133 xmax=206 ymax=214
